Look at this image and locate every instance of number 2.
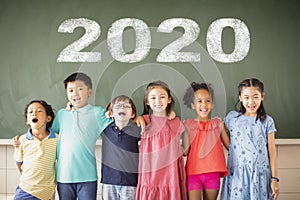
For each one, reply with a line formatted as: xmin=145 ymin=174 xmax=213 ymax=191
xmin=57 ymin=18 xmax=101 ymax=62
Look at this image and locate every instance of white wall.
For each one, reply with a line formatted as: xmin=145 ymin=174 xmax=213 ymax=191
xmin=1 ymin=139 xmax=300 ymax=200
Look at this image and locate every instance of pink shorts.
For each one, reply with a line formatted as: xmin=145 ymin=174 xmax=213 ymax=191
xmin=187 ymin=172 xmax=220 ymax=191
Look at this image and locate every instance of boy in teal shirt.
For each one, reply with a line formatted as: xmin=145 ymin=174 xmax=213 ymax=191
xmin=51 ymin=72 xmax=113 ymax=199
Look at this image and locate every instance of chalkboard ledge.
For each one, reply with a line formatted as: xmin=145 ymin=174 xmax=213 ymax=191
xmin=1 ymin=139 xmax=300 ymax=145
xmin=275 ymin=139 xmax=300 ymax=145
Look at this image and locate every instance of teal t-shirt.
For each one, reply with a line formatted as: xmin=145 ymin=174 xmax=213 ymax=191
xmin=51 ymin=104 xmax=113 ymax=183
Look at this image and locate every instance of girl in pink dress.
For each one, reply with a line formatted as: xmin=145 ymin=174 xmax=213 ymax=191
xmin=136 ymin=81 xmax=187 ymax=200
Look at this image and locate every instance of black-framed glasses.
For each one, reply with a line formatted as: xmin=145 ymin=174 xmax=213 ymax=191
xmin=113 ymin=103 xmax=132 ymax=109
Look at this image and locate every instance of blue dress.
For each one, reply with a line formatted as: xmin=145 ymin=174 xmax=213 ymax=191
xmin=221 ymin=111 xmax=277 ymax=200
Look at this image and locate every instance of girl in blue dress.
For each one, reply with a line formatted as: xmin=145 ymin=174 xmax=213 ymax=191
xmin=221 ymin=78 xmax=279 ymax=200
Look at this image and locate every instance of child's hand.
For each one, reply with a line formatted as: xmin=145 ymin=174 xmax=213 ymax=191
xmin=270 ymin=180 xmax=279 ymax=199
xmin=12 ymin=135 xmax=20 ymax=148
xmin=66 ymin=102 xmax=72 ymax=112
xmin=105 ymin=110 xmax=112 ymax=118
xmin=168 ymin=111 xmax=176 ymax=120
xmin=134 ymin=116 xmax=145 ymax=135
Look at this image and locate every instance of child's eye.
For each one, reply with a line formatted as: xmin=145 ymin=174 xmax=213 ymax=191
xmin=68 ymin=89 xmax=73 ymax=93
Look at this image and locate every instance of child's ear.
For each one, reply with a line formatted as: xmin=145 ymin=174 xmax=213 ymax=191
xmin=88 ymin=88 xmax=92 ymax=97
xmin=239 ymin=95 xmax=242 ymax=102
xmin=106 ymin=110 xmax=113 ymax=118
xmin=191 ymin=103 xmax=195 ymax=109
xmin=130 ymin=113 xmax=135 ymax=119
xmin=261 ymin=92 xmax=265 ymax=101
xmin=168 ymin=97 xmax=171 ymax=104
xmin=46 ymin=116 xmax=52 ymax=123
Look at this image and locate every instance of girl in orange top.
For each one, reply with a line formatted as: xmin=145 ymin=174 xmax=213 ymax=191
xmin=183 ymin=82 xmax=230 ymax=200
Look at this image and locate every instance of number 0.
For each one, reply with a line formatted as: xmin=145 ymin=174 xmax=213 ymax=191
xmin=207 ymin=18 xmax=250 ymax=63
xmin=107 ymin=18 xmax=151 ymax=63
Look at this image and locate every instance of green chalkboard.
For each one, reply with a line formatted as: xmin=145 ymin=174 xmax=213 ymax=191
xmin=0 ymin=0 xmax=299 ymax=138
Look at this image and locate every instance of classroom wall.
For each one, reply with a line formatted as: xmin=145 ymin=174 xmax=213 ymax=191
xmin=1 ymin=0 xmax=299 ymax=139
xmin=1 ymin=139 xmax=300 ymax=200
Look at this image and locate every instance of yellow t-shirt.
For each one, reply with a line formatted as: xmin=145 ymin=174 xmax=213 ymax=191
xmin=14 ymin=129 xmax=58 ymax=200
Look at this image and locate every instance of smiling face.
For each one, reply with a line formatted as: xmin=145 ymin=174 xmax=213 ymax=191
xmin=192 ymin=89 xmax=213 ymax=121
xmin=66 ymin=80 xmax=92 ymax=109
xmin=239 ymin=86 xmax=264 ymax=117
xmin=110 ymin=100 xmax=135 ymax=123
xmin=147 ymin=86 xmax=171 ymax=117
xmin=26 ymin=102 xmax=52 ymax=131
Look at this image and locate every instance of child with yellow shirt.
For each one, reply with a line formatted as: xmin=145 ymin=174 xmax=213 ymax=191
xmin=14 ymin=100 xmax=57 ymax=200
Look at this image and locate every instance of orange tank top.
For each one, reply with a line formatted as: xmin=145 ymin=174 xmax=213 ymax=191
xmin=184 ymin=118 xmax=228 ymax=177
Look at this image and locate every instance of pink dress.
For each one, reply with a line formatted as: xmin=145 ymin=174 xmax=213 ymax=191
xmin=136 ymin=115 xmax=187 ymax=200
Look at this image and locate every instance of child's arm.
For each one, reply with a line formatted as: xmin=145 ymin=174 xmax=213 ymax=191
xmin=16 ymin=163 xmax=22 ymax=174
xmin=13 ymin=137 xmax=23 ymax=174
xmin=12 ymin=135 xmax=20 ymax=148
xmin=268 ymin=132 xmax=279 ymax=199
xmin=220 ymin=122 xmax=230 ymax=150
xmin=134 ymin=116 xmax=145 ymax=134
xmin=168 ymin=111 xmax=176 ymax=120
xmin=182 ymin=122 xmax=190 ymax=156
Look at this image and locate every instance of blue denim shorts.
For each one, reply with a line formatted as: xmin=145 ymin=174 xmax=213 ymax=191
xmin=57 ymin=181 xmax=97 ymax=200
xmin=14 ymin=186 xmax=40 ymax=200
xmin=102 ymin=183 xmax=137 ymax=200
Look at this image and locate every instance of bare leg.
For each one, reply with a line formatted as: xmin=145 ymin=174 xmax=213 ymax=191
xmin=203 ymin=189 xmax=219 ymax=200
xmin=188 ymin=190 xmax=202 ymax=200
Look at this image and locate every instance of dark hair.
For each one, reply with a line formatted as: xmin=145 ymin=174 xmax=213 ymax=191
xmin=106 ymin=95 xmax=137 ymax=118
xmin=143 ymin=80 xmax=174 ymax=116
xmin=183 ymin=82 xmax=214 ymax=109
xmin=236 ymin=78 xmax=266 ymax=122
xmin=64 ymin=72 xmax=92 ymax=89
xmin=24 ymin=100 xmax=55 ymax=129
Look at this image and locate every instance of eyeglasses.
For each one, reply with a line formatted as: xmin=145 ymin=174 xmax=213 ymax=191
xmin=113 ymin=103 xmax=132 ymax=109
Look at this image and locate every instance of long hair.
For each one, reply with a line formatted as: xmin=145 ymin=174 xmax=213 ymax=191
xmin=143 ymin=81 xmax=174 ymax=116
xmin=235 ymin=78 xmax=266 ymax=122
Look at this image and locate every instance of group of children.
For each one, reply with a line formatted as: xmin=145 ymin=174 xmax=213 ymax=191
xmin=13 ymin=72 xmax=279 ymax=200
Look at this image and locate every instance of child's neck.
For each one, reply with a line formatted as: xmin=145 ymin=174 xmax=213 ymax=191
xmin=196 ymin=116 xmax=210 ymax=122
xmin=31 ymin=128 xmax=49 ymax=141
xmin=115 ymin=120 xmax=130 ymax=130
xmin=152 ymin=111 xmax=167 ymax=118
xmin=73 ymin=103 xmax=88 ymax=110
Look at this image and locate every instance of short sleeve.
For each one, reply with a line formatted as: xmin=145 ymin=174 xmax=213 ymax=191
xmin=224 ymin=110 xmax=237 ymax=127
xmin=96 ymin=106 xmax=113 ymax=134
xmin=264 ymin=115 xmax=277 ymax=134
xmin=51 ymin=109 xmax=63 ymax=133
